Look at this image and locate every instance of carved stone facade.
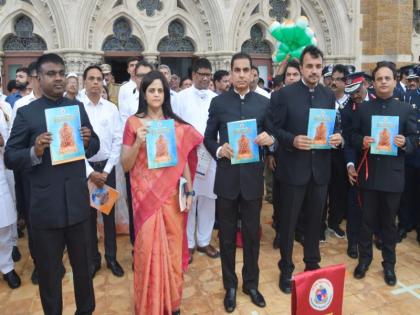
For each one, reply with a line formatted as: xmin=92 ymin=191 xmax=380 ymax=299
xmin=0 ymin=0 xmax=416 ymax=81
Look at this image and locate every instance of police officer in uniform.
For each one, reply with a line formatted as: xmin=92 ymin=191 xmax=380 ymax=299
xmin=342 ymin=72 xmax=377 ymax=258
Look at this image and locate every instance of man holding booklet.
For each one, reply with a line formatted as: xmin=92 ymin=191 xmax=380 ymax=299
xmin=270 ymin=45 xmax=342 ymax=294
xmin=81 ymin=65 xmax=124 ymax=279
xmin=204 ymin=52 xmax=275 ymax=313
xmin=350 ymin=61 xmax=417 ymax=286
xmin=4 ymin=53 xmax=99 ymax=315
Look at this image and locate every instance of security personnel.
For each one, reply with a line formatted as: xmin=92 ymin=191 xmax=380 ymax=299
xmin=322 ymin=64 xmax=334 ymax=88
xmin=100 ymin=64 xmax=121 ymax=106
xmin=342 ymin=72 xmax=377 ymax=259
xmin=397 ymin=86 xmax=420 ymax=243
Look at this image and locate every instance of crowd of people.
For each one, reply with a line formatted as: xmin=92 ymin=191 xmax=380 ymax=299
xmin=0 ymin=44 xmax=419 ymax=315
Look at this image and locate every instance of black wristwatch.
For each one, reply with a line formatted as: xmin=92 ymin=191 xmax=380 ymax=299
xmin=185 ymin=190 xmax=195 ymax=197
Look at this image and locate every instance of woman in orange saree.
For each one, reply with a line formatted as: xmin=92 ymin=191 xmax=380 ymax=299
xmin=121 ymin=71 xmax=202 ymax=315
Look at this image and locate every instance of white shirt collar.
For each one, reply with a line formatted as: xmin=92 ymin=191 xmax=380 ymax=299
xmin=84 ymin=95 xmax=106 ymax=107
xmin=234 ymin=88 xmax=250 ymax=100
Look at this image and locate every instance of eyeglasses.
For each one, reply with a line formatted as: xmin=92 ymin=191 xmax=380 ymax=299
xmin=196 ymin=72 xmax=212 ymax=78
xmin=331 ymin=77 xmax=345 ymax=83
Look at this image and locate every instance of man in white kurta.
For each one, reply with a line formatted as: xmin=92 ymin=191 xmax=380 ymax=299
xmin=0 ymin=107 xmax=20 ymax=289
xmin=173 ymin=58 xmax=219 ymax=262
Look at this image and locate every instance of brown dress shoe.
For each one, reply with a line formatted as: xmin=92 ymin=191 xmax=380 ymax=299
xmin=197 ymin=244 xmax=220 ymax=258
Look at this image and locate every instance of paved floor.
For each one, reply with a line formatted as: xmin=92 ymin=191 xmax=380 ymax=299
xmin=1 ymin=201 xmax=420 ymax=314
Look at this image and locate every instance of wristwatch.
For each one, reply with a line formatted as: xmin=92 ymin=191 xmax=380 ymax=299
xmin=185 ymin=190 xmax=195 ymax=197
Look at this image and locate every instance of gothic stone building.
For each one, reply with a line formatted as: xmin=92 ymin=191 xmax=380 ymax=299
xmin=0 ymin=0 xmax=417 ymax=85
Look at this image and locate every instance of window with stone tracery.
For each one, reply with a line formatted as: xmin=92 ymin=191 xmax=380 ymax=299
xmin=157 ymin=20 xmax=194 ymax=52
xmin=241 ymin=24 xmax=271 ymax=54
xmin=3 ymin=15 xmax=47 ymax=51
xmin=269 ymin=0 xmax=289 ymax=22
xmin=102 ymin=17 xmax=144 ymax=51
xmin=137 ymin=0 xmax=163 ymax=17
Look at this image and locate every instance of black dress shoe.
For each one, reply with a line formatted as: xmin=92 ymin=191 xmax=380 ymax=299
xmin=347 ymin=245 xmax=358 ymax=259
xmin=279 ymin=273 xmax=292 ymax=294
xmin=12 ymin=246 xmax=21 ymax=262
xmin=172 ymin=310 xmax=180 ymax=315
xmin=353 ymin=263 xmax=369 ymax=279
xmin=304 ymin=264 xmax=320 ymax=272
xmin=106 ymin=259 xmax=124 ymax=277
xmin=31 ymin=268 xmax=38 ymax=285
xmin=223 ymin=288 xmax=236 ymax=313
xmin=273 ymin=232 xmax=280 ymax=249
xmin=90 ymin=262 xmax=101 ymax=278
xmin=384 ymin=268 xmax=397 ymax=286
xmin=3 ymin=270 xmax=21 ymax=289
xmin=243 ymin=288 xmax=266 ymax=307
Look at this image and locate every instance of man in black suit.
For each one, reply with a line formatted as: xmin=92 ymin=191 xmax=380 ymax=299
xmin=5 ymin=53 xmax=99 ymax=314
xmin=204 ymin=52 xmax=274 ymax=313
xmin=271 ymin=45 xmax=343 ymax=294
xmin=351 ymin=61 xmax=417 ymax=286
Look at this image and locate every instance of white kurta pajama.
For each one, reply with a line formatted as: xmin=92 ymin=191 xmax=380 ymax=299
xmin=0 ymin=109 xmax=17 ymax=274
xmin=173 ymin=86 xmax=217 ymax=248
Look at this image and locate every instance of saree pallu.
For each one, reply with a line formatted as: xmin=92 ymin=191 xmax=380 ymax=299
xmin=123 ymin=116 xmax=202 ymax=315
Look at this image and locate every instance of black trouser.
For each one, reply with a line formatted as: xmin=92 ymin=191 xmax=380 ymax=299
xmin=89 ymin=161 xmax=117 ymax=264
xmin=346 ymin=186 xmax=362 ymax=246
xmin=217 ymin=195 xmax=262 ymax=290
xmin=398 ymin=164 xmax=420 ymax=230
xmin=322 ymin=151 xmax=349 ymax=230
xmin=125 ymin=172 xmax=135 ymax=245
xmin=278 ymin=178 xmax=328 ymax=274
xmin=273 ymin=177 xmax=305 ymax=237
xmin=32 ymin=220 xmax=95 ymax=315
xmin=359 ymin=189 xmax=401 ymax=269
xmin=13 ymin=170 xmax=25 ymax=220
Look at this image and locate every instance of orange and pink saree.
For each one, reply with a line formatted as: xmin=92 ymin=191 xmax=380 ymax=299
xmin=123 ymin=116 xmax=202 ymax=315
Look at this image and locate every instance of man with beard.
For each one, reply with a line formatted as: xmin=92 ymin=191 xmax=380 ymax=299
xmin=213 ymin=70 xmax=231 ymax=95
xmin=6 ymin=67 xmax=30 ymax=108
xmin=271 ymin=46 xmax=342 ymax=294
xmin=351 ymin=61 xmax=417 ymax=286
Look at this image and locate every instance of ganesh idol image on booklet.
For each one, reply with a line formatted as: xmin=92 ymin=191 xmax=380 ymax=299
xmin=370 ymin=115 xmax=399 ymax=156
xmin=227 ymin=119 xmax=260 ymax=165
xmin=45 ymin=105 xmax=85 ymax=165
xmin=146 ymin=119 xmax=178 ymax=169
xmin=307 ymin=108 xmax=336 ymax=149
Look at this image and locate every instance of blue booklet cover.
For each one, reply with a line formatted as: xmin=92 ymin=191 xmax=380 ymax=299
xmin=370 ymin=115 xmax=399 ymax=156
xmin=45 ymin=105 xmax=85 ymax=165
xmin=307 ymin=108 xmax=336 ymax=149
xmin=227 ymin=119 xmax=260 ymax=164
xmin=146 ymin=119 xmax=178 ymax=169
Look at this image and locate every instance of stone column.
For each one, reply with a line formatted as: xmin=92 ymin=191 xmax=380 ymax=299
xmin=360 ymin=0 xmax=414 ymax=71
xmin=202 ymin=52 xmax=234 ymax=71
xmin=51 ymin=49 xmax=104 ymax=75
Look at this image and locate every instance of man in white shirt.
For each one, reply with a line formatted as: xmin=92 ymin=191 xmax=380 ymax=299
xmin=173 ymin=58 xmax=219 ymax=263
xmin=250 ymin=66 xmax=270 ymax=99
xmin=0 ymin=75 xmax=6 ymax=102
xmin=10 ymin=62 xmax=42 ymax=284
xmin=117 ymin=57 xmax=138 ymax=114
xmin=158 ymin=64 xmax=178 ymax=108
xmin=119 ymin=60 xmax=154 ymax=126
xmin=82 ymin=65 xmax=124 ymax=278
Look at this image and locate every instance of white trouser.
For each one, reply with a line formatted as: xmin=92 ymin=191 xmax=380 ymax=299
xmin=0 ymin=225 xmax=14 ymax=274
xmin=187 ymin=195 xmax=216 ymax=248
xmin=11 ymin=223 xmax=17 ymax=246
